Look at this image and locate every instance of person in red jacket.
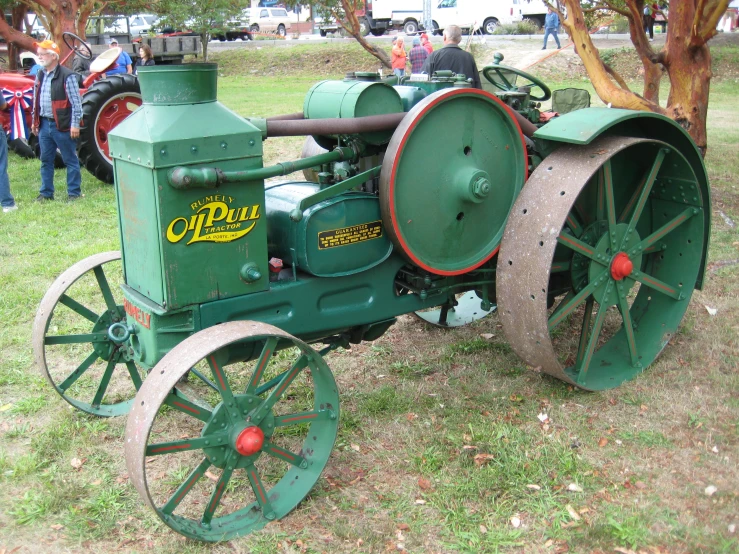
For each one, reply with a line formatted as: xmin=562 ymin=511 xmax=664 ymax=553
xmin=421 ymin=33 xmax=433 ymax=55
xmin=391 ymin=36 xmax=408 ymax=78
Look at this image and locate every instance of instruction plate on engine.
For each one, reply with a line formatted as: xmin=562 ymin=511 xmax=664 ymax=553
xmin=318 ymin=220 xmax=383 ymax=250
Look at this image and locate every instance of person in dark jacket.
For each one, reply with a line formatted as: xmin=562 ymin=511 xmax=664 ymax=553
xmin=71 ymin=42 xmax=92 ymax=78
xmin=134 ymin=44 xmax=155 ymax=74
xmin=30 ymin=39 xmax=83 ymax=201
xmin=542 ymin=8 xmax=561 ymax=50
xmin=420 ymin=25 xmax=481 ymax=89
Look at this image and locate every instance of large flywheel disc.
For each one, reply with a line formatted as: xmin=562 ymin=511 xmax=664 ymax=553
xmin=380 ymin=88 xmax=527 ymax=275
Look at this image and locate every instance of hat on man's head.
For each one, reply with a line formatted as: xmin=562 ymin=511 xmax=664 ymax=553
xmin=413 ymin=37 xmax=420 ymax=45
xmin=420 ymin=33 xmax=429 ymax=39
xmin=108 ymin=38 xmax=119 ymax=45
xmin=36 ymin=39 xmax=60 ymax=55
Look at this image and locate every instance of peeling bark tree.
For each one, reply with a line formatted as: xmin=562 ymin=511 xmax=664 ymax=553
xmin=555 ymin=0 xmax=730 ymax=155
xmin=0 ymin=1 xmax=144 ymax=60
xmin=306 ymin=0 xmax=392 ymax=68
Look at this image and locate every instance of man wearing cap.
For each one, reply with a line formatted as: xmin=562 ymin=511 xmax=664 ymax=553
xmin=409 ymin=37 xmax=428 ymax=74
xmin=421 ymin=33 xmax=433 ymax=55
xmin=103 ymin=38 xmax=133 ymax=76
xmin=420 ymin=25 xmax=481 ymax=89
xmin=31 ymin=39 xmax=83 ymax=201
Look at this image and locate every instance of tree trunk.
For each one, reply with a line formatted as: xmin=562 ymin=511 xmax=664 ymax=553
xmin=339 ymin=1 xmax=392 ymax=68
xmin=202 ymin=34 xmax=210 ymax=62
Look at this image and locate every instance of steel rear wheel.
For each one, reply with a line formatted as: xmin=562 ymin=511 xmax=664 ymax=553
xmin=33 ymin=252 xmax=144 ymax=416
xmin=125 ymin=321 xmax=339 ymax=541
xmin=498 ymin=136 xmax=706 ymax=390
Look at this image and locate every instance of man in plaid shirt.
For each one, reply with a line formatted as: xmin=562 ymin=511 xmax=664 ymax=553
xmin=31 ymin=39 xmax=83 ymax=202
xmin=408 ymin=37 xmax=428 ymax=74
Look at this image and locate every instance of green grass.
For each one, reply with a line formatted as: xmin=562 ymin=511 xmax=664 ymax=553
xmin=1 ymin=40 xmax=738 ymax=553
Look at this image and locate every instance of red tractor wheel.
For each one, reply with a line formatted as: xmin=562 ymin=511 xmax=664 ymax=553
xmin=78 ymin=74 xmax=142 ymax=184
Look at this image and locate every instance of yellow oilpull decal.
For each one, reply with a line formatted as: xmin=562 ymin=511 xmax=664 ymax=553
xmin=166 ymin=194 xmax=261 ymax=245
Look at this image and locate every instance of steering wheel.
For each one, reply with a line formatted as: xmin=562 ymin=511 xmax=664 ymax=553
xmin=482 ymin=63 xmax=551 ymax=102
xmin=63 ymin=32 xmax=93 ymax=60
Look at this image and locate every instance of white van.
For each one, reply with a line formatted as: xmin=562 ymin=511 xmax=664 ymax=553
xmin=433 ymin=0 xmax=523 ymax=34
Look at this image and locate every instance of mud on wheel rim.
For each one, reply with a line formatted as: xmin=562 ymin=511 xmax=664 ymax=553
xmin=497 ymin=136 xmax=706 ymax=390
xmin=125 ymin=321 xmax=339 ymax=541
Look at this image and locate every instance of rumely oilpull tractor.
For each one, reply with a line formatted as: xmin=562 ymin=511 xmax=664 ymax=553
xmin=33 ymin=61 xmax=710 ymax=541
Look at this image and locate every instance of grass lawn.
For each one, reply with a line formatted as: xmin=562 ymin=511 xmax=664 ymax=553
xmin=1 ymin=42 xmax=738 ymax=553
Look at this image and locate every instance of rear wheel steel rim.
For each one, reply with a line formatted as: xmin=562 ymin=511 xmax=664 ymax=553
xmin=125 ymin=321 xmax=339 ymax=541
xmin=33 ymin=251 xmax=143 ymax=416
xmin=497 ymin=136 xmax=705 ymax=390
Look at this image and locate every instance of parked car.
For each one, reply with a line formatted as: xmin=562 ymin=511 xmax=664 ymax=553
xmin=243 ymin=7 xmax=292 ymax=36
xmin=129 ymin=14 xmax=159 ymax=36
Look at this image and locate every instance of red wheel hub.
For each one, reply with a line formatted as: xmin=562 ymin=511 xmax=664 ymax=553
xmin=235 ymin=426 xmax=265 ymax=456
xmin=610 ymin=252 xmax=634 ymax=281
xmin=95 ymin=95 xmax=142 ymax=159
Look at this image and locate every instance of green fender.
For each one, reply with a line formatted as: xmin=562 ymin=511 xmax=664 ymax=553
xmin=533 ymin=107 xmax=711 ymax=290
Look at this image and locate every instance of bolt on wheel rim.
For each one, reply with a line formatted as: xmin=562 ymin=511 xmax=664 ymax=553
xmin=498 ymin=136 xmax=705 ymax=390
xmin=125 ymin=321 xmax=339 ymax=542
xmin=33 ymin=251 xmax=143 ymax=416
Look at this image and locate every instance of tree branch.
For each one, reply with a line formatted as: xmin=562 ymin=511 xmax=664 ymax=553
xmin=692 ymin=0 xmax=730 ymax=46
xmin=604 ymin=62 xmax=630 ymax=90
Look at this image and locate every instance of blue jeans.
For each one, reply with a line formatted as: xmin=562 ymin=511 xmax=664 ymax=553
xmin=39 ymin=118 xmax=81 ymax=198
xmin=393 ymin=68 xmax=405 ymax=78
xmin=543 ymin=28 xmax=561 ymax=49
xmin=0 ymin=132 xmax=14 ymax=208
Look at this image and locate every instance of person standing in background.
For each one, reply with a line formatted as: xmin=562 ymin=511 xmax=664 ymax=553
xmin=421 ymin=33 xmax=433 ymax=55
xmin=542 ymin=7 xmax=561 ymax=50
xmin=391 ymin=36 xmax=408 ymax=78
xmin=102 ymin=38 xmax=132 ymax=78
xmin=421 ymin=25 xmax=481 ymax=89
xmin=409 ymin=37 xmax=428 ymax=74
xmin=134 ymin=44 xmax=155 ymax=74
xmin=31 ymin=40 xmax=83 ymax=202
xmin=0 ymin=96 xmax=17 ymax=213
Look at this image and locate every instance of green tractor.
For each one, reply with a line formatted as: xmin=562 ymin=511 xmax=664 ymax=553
xmin=34 ymin=58 xmax=709 ymax=541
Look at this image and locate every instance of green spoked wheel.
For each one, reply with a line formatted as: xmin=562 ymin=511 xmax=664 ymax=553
xmin=125 ymin=321 xmax=339 ymax=542
xmin=497 ymin=136 xmax=706 ymax=390
xmin=33 ymin=251 xmax=143 ymax=416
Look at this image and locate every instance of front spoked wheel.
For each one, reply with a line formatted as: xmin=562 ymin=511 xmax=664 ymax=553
xmin=125 ymin=321 xmax=339 ymax=541
xmin=33 ymin=251 xmax=143 ymax=416
xmin=498 ymin=136 xmax=705 ymax=390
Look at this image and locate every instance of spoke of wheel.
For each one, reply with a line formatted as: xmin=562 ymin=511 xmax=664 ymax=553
xmin=573 ymin=199 xmax=591 ymax=227
xmin=208 ymin=353 xmax=236 ymax=408
xmin=550 ymin=260 xmax=572 ymax=273
xmin=564 ymin=211 xmax=585 ymax=238
xmin=44 ymin=332 xmax=108 ymax=345
xmin=274 ymin=409 xmax=331 ymax=427
xmin=630 ymin=269 xmax=681 ymax=300
xmin=496 ymin=71 xmax=515 ymax=90
xmin=262 ymin=440 xmax=307 ymax=468
xmin=252 ymin=355 xmax=309 ymax=424
xmin=575 ymin=289 xmax=611 ymax=382
xmin=255 ymin=367 xmax=292 ymax=396
xmin=161 ymin=457 xmax=211 ymax=516
xmin=190 ymin=367 xmax=219 ymax=392
xmin=163 ymin=390 xmax=213 ymax=422
xmin=246 ymin=337 xmax=279 ymax=395
xmin=549 ymin=290 xmax=575 ymax=323
xmin=58 ymin=350 xmax=99 ymax=392
xmin=93 ymin=265 xmax=117 ymax=311
xmin=246 ymin=464 xmax=276 ymax=519
xmin=91 ymin=358 xmax=116 ymax=407
xmin=575 ymin=297 xmax=595 ymax=367
xmin=602 ymin=160 xmax=618 ymax=251
xmin=146 ymin=433 xmax=228 ymax=456
xmin=556 ymin=234 xmax=606 ymax=265
xmin=624 ymin=148 xmax=667 ymax=238
xmin=201 ymin=455 xmax=235 ymax=526
xmin=125 ymin=361 xmax=143 ymax=390
xmin=629 ymin=207 xmax=697 ymax=255
xmin=548 ymin=269 xmax=607 ymax=330
xmin=614 ymin=285 xmax=639 ymax=367
xmin=58 ymin=294 xmax=99 ymax=323
xmin=618 ymin=174 xmax=647 ymax=224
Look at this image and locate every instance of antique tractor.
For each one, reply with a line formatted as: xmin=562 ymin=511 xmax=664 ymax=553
xmin=33 ymin=61 xmax=710 ymax=541
xmin=2 ymin=32 xmax=142 ymax=182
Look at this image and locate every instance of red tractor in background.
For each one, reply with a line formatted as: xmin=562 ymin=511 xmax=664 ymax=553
xmin=1 ymin=32 xmax=141 ymax=183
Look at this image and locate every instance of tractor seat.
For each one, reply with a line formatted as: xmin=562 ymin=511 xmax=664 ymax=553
xmin=89 ymin=47 xmax=122 ymax=74
xmin=550 ymin=88 xmax=591 ymax=114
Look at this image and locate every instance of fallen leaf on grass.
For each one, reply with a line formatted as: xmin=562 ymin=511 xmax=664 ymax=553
xmin=598 ymin=437 xmax=608 ymax=447
xmin=705 ymin=485 xmax=718 ymax=496
xmin=635 ymin=481 xmax=647 ymax=490
xmin=50 ymin=524 xmax=64 ymax=530
xmin=510 ymin=516 xmax=521 ymax=528
xmin=537 ymin=412 xmax=549 ymax=423
xmin=479 ymin=524 xmax=488 ymax=534
xmin=705 ymin=305 xmax=718 ymax=316
xmin=527 ymin=484 xmax=541 ymax=490
xmin=70 ymin=457 xmax=86 ymax=470
xmin=397 ymin=523 xmax=410 ymax=531
xmin=205 ymin=471 xmax=219 ymax=482
xmin=414 ymin=499 xmax=426 ymax=505
xmin=473 ymin=453 xmax=495 ymax=466
xmin=406 ymin=413 xmax=417 ymax=421
xmin=462 ymin=445 xmax=478 ymax=451
xmin=418 ymin=478 xmax=432 ymax=491
xmin=480 ymin=333 xmax=494 ymax=339
xmin=351 ymin=444 xmax=361 ymax=452
xmin=565 ymin=505 xmax=580 ymax=521
xmin=614 ymin=548 xmax=638 ymax=554
xmin=0 ymin=403 xmax=13 ymax=412
xmin=567 ymin=483 xmax=583 ymax=492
